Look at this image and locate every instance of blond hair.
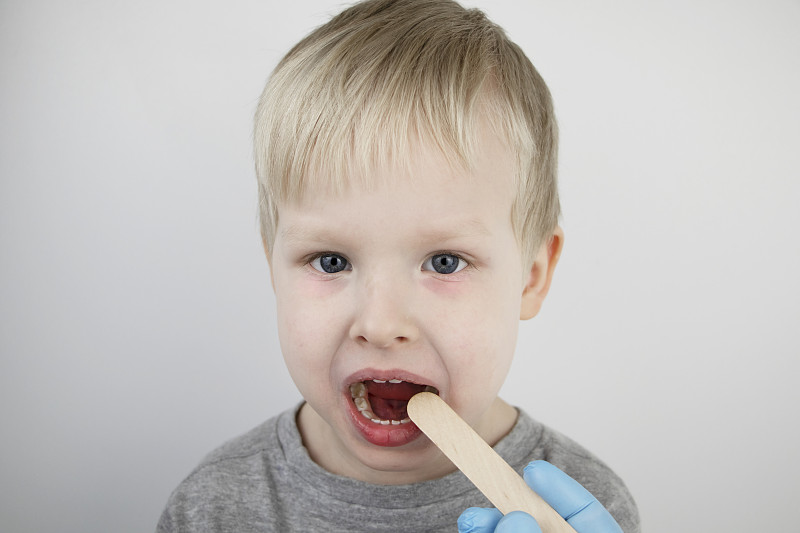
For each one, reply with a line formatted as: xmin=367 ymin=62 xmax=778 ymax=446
xmin=254 ymin=0 xmax=559 ymax=265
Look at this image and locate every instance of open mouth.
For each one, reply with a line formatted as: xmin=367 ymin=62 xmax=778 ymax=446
xmin=349 ymin=379 xmax=439 ymax=425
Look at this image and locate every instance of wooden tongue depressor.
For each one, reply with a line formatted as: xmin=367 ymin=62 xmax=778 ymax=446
xmin=407 ymin=392 xmax=577 ymax=533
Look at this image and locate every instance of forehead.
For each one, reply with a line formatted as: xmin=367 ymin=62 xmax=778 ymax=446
xmin=294 ymin=117 xmax=518 ymax=205
xmin=277 ymin=126 xmax=518 ymax=242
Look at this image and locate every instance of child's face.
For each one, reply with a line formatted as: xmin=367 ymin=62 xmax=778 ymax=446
xmin=268 ymin=126 xmax=560 ymax=484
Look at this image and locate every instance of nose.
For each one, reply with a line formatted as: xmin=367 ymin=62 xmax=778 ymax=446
xmin=349 ymin=275 xmax=419 ymax=349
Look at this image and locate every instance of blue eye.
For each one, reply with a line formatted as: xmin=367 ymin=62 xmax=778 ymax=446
xmin=311 ymin=254 xmax=350 ymax=274
xmin=423 ymin=253 xmax=467 ymax=275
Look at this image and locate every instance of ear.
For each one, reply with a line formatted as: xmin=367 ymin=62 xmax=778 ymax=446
xmin=520 ymin=227 xmax=564 ymax=320
xmin=262 ymin=236 xmax=276 ymax=291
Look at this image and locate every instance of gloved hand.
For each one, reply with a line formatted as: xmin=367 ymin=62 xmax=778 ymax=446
xmin=457 ymin=461 xmax=623 ymax=533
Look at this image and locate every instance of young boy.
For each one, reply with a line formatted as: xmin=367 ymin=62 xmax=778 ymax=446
xmin=158 ymin=1 xmax=639 ymax=531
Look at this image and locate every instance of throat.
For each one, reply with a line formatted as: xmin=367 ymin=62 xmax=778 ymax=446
xmin=369 ymin=395 xmax=409 ymax=421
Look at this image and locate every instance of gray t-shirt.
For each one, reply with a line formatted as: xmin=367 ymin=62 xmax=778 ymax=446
xmin=157 ymin=404 xmax=639 ymax=532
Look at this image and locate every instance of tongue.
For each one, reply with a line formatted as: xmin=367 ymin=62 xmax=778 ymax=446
xmin=365 ymin=381 xmax=428 ymax=420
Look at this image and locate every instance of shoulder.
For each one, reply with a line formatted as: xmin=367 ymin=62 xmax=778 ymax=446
xmin=198 ymin=415 xmax=281 ymax=469
xmin=515 ymin=411 xmax=641 ymax=533
xmin=156 ymin=410 xmax=292 ymax=533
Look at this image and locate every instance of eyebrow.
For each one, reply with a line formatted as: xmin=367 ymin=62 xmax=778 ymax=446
xmin=415 ymin=218 xmax=493 ymax=242
xmin=278 ymin=224 xmax=339 ymax=245
xmin=278 ymin=217 xmax=493 ymax=245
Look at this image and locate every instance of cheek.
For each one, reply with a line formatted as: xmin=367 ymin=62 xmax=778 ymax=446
xmin=275 ymin=274 xmax=346 ymax=338
xmin=275 ymin=278 xmax=355 ymax=383
xmin=430 ymin=287 xmax=520 ymax=376
xmin=276 ymin=301 xmax=338 ymax=403
xmin=275 ymin=291 xmax=329 ymax=365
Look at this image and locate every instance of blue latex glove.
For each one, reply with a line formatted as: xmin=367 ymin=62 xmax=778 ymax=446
xmin=457 ymin=461 xmax=623 ymax=533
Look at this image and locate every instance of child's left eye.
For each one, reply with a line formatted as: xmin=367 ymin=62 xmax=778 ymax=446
xmin=422 ymin=253 xmax=467 ymax=275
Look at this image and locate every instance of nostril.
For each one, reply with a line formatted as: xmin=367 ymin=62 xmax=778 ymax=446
xmin=357 ymin=336 xmax=410 ymax=349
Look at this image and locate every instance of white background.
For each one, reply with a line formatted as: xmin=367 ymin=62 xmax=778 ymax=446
xmin=2 ymin=1 xmax=798 ymax=532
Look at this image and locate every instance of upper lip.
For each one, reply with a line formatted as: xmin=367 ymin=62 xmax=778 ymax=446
xmin=343 ymin=368 xmax=440 ymax=391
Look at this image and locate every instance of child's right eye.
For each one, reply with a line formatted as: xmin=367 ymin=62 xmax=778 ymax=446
xmin=310 ymin=254 xmax=351 ymax=274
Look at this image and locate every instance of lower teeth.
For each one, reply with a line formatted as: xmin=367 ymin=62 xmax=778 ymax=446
xmin=349 ymin=382 xmax=416 ymax=425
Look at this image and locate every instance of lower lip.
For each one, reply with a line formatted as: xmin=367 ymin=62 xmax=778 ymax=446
xmin=345 ymin=393 xmax=423 ymax=447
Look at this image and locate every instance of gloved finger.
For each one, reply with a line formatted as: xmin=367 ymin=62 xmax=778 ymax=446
xmin=495 ymin=510 xmax=543 ymax=533
xmin=523 ymin=461 xmax=622 ymax=533
xmin=457 ymin=507 xmax=503 ymax=533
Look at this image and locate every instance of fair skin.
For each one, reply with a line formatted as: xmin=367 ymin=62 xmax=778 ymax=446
xmin=265 ymin=126 xmax=563 ymax=485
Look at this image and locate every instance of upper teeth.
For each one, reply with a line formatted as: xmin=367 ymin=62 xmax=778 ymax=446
xmin=372 ymin=378 xmax=403 ymax=384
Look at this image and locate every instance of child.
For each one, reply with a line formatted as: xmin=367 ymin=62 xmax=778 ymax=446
xmin=158 ymin=1 xmax=639 ymax=531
